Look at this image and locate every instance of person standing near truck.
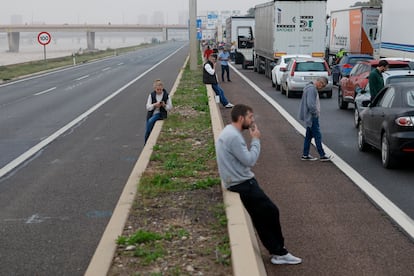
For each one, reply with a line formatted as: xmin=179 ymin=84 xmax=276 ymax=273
xmin=218 ymin=47 xmax=231 ymax=82
xmin=368 ymin=59 xmax=389 ymax=99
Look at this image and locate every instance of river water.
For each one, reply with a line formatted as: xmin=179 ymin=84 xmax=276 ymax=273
xmin=0 ymin=31 xmax=187 ymax=66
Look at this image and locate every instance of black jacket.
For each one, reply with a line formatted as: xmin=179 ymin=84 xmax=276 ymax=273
xmin=146 ymin=90 xmax=169 ymax=120
xmin=203 ymin=60 xmax=218 ymax=85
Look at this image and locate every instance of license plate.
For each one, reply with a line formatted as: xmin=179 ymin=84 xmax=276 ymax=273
xmin=304 ymin=76 xmax=318 ymax=81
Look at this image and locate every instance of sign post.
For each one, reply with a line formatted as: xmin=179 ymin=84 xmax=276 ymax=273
xmin=37 ymin=31 xmax=52 ymax=63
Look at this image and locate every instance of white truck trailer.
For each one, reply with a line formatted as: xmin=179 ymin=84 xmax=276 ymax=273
xmin=377 ymin=0 xmax=414 ymax=59
xmin=329 ymin=6 xmax=381 ymax=58
xmin=225 ymin=16 xmax=255 ymax=69
xmin=253 ymin=0 xmax=327 ymax=78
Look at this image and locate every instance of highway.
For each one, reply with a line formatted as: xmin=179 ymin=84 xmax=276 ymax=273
xmin=0 ymin=41 xmax=188 ymax=275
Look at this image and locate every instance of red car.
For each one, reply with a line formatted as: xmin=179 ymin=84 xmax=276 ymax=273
xmin=338 ymin=60 xmax=411 ymax=109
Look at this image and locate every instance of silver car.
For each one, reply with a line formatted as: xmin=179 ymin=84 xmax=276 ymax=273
xmin=271 ymin=54 xmax=311 ymax=91
xmin=280 ymin=57 xmax=333 ymax=98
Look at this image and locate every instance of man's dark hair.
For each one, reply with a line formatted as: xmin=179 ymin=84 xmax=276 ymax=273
xmin=231 ymin=104 xmax=253 ymax=122
xmin=379 ymin=60 xmax=389 ymax=67
xmin=211 ymin=53 xmax=218 ymax=59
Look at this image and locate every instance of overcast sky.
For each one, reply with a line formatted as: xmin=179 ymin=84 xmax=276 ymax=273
xmin=0 ymin=0 xmax=358 ymax=25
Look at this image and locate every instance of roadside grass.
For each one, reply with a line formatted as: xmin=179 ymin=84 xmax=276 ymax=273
xmin=0 ymin=43 xmax=151 ymax=81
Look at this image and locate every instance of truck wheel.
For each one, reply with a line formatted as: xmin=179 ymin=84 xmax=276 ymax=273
xmin=338 ymin=86 xmax=348 ymax=109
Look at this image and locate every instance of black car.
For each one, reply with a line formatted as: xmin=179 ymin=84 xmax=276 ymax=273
xmin=358 ymin=82 xmax=414 ymax=168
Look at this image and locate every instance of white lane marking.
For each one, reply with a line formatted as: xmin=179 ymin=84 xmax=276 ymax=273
xmin=229 ymin=63 xmax=414 ymax=240
xmin=117 ymin=63 xmax=124 ymax=66
xmin=75 ymin=74 xmax=90 ymax=81
xmin=102 ymin=67 xmax=111 ymax=71
xmin=34 ymin=86 xmax=57 ymax=96
xmin=0 ymin=45 xmax=185 ymax=180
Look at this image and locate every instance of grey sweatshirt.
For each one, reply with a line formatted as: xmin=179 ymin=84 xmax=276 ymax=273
xmin=215 ymin=124 xmax=260 ymax=189
xmin=298 ymin=82 xmax=320 ymax=127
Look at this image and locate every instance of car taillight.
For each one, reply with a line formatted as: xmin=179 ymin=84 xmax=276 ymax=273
xmin=291 ymin=62 xmax=296 ymax=76
xmin=395 ymin=116 xmax=414 ymax=126
xmin=342 ymin=64 xmax=353 ymax=69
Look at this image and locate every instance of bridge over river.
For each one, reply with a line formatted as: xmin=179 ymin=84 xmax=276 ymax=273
xmin=0 ymin=24 xmax=188 ymax=52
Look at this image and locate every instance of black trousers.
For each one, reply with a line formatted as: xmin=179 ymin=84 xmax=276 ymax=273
xmin=228 ymin=178 xmax=288 ymax=255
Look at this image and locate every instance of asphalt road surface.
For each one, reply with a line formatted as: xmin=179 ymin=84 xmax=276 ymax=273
xmin=218 ymin=63 xmax=414 ymax=275
xmin=0 ymin=42 xmax=189 ymax=275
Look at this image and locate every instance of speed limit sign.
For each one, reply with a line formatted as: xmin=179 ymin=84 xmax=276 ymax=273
xmin=37 ymin=31 xmax=51 ymax=46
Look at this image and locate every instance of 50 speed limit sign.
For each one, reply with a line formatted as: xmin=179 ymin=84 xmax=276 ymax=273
xmin=37 ymin=31 xmax=51 ymax=46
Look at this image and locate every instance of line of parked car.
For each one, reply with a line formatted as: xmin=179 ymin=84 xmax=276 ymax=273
xmin=269 ymin=53 xmax=414 ymax=169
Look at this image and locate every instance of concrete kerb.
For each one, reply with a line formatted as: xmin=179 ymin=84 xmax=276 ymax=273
xmin=84 ymin=57 xmax=187 ymax=276
xmin=207 ymin=85 xmax=267 ymax=276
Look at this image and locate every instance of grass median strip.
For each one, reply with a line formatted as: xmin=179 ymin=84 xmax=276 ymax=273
xmin=109 ymin=59 xmax=232 ymax=275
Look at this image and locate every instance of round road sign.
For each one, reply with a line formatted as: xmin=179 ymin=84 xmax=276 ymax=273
xmin=37 ymin=32 xmax=52 ymax=46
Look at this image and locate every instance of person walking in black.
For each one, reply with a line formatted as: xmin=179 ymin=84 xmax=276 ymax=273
xmin=215 ymin=104 xmax=302 ymax=265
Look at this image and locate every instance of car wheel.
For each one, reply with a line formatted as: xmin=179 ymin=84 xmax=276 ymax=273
xmin=358 ymin=123 xmax=369 ymax=152
xmin=338 ymin=86 xmax=349 ymax=109
xmin=281 ymin=83 xmax=286 ymax=95
xmin=354 ymin=108 xmax=360 ymax=128
xmin=271 ymin=77 xmax=276 ymax=87
xmin=326 ymin=90 xmax=332 ymax=98
xmin=381 ymin=134 xmax=397 ymax=169
xmin=276 ymin=83 xmax=281 ymax=91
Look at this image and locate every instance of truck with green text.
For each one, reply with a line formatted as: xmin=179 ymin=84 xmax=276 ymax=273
xmin=253 ymin=0 xmax=327 ymax=78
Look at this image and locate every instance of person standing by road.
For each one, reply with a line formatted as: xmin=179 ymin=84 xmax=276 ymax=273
xmin=203 ymin=54 xmax=234 ymax=108
xmin=144 ymin=79 xmax=172 ymax=144
xmin=298 ymin=77 xmax=331 ymax=161
xmin=218 ymin=47 xmax=231 ymax=82
xmin=203 ymin=45 xmax=213 ymax=61
xmin=368 ymin=59 xmax=389 ymax=99
xmin=215 ymin=104 xmax=302 ymax=265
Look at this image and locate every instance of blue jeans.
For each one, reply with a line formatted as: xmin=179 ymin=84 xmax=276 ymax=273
xmin=303 ymin=116 xmax=326 ymax=157
xmin=145 ymin=113 xmax=162 ymax=143
xmin=221 ymin=64 xmax=230 ymax=81
xmin=211 ymin=84 xmax=229 ymax=106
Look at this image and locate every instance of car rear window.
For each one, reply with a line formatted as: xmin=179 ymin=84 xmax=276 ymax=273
xmin=295 ymin=62 xmax=326 ymax=72
xmin=348 ymin=57 xmax=372 ymax=64
xmin=387 ymin=76 xmax=414 ymax=84
xmin=406 ymin=90 xmax=414 ymax=107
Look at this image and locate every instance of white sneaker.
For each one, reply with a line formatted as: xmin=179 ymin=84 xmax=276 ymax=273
xmin=271 ymin=253 xmax=302 ymax=265
xmin=225 ymin=103 xmax=234 ymax=108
